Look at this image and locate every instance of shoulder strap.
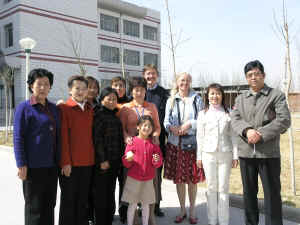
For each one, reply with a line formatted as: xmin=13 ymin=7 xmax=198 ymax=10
xmin=168 ymin=98 xmax=176 ymax=118
xmin=171 ymin=97 xmax=198 ymax=122
xmin=193 ymin=95 xmax=198 ymax=120
xmin=176 ymin=99 xmax=181 ymax=125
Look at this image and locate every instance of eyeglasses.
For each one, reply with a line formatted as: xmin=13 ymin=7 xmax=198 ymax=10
xmin=246 ymin=72 xmax=263 ymax=78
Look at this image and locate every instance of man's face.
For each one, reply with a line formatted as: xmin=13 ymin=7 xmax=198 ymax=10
xmin=245 ymin=68 xmax=265 ymax=91
xmin=143 ymin=68 xmax=158 ymax=88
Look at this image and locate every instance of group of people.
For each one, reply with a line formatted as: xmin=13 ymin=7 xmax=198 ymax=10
xmin=13 ymin=60 xmax=291 ymax=225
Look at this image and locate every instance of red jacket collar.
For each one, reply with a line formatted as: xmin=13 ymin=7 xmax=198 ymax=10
xmin=65 ymin=97 xmax=91 ymax=110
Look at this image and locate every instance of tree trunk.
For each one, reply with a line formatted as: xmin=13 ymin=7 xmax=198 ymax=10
xmin=165 ymin=0 xmax=176 ymax=78
xmin=2 ymin=78 xmax=9 ymax=142
xmin=285 ymin=44 xmax=296 ymax=195
xmin=8 ymin=85 xmax=13 ymax=133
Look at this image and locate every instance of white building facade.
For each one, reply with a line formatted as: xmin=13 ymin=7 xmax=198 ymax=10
xmin=0 ymin=0 xmax=160 ymax=105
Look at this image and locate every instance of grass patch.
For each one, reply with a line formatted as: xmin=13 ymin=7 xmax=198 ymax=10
xmin=0 ymin=130 xmax=13 ymax=147
xmin=198 ymin=113 xmax=300 ymax=208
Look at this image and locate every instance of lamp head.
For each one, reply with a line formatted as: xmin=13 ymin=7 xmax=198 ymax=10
xmin=19 ymin=38 xmax=36 ymax=51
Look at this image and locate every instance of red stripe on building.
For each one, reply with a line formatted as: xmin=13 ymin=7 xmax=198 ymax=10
xmin=0 ymin=8 xmax=19 ymax=19
xmin=98 ymin=69 xmax=121 ymax=74
xmin=0 ymin=4 xmax=19 ymax=16
xmin=0 ymin=8 xmax=97 ymax=28
xmin=144 ymin=17 xmax=160 ymax=24
xmin=98 ymin=37 xmax=160 ymax=50
xmin=0 ymin=4 xmax=97 ymax=24
xmin=98 ymin=66 xmax=142 ymax=72
xmin=30 ymin=52 xmax=98 ymax=62
xmin=19 ymin=9 xmax=98 ymax=28
xmin=17 ymin=55 xmax=98 ymax=66
xmin=6 ymin=51 xmax=98 ymax=63
xmin=144 ymin=16 xmax=160 ymax=22
xmin=98 ymin=34 xmax=160 ymax=48
xmin=5 ymin=51 xmax=22 ymax=57
xmin=19 ymin=4 xmax=97 ymax=24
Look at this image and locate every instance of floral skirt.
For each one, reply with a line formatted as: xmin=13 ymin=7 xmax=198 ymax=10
xmin=163 ymin=143 xmax=201 ymax=184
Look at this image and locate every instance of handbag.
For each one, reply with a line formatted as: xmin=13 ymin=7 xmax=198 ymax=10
xmin=192 ymin=162 xmax=206 ymax=182
xmin=180 ymin=134 xmax=197 ymax=151
xmin=176 ymin=98 xmax=198 ymax=151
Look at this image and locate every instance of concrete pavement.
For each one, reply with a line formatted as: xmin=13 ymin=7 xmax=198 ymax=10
xmin=0 ymin=148 xmax=299 ymax=225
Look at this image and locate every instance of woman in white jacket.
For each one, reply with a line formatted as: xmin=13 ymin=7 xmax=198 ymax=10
xmin=196 ymin=83 xmax=238 ymax=225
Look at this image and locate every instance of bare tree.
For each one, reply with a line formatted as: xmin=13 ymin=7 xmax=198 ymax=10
xmin=163 ymin=0 xmax=190 ymax=81
xmin=0 ymin=62 xmax=17 ymax=142
xmin=164 ymin=0 xmax=176 ymax=79
xmin=272 ymin=0 xmax=297 ymax=195
xmin=62 ymin=23 xmax=87 ymax=76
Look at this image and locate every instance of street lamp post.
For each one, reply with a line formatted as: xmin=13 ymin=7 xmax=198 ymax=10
xmin=19 ymin=38 xmax=36 ymax=100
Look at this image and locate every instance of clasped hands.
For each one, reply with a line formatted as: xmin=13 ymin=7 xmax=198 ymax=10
xmin=246 ymin=129 xmax=262 ymax=144
xmin=170 ymin=122 xmax=191 ymax=136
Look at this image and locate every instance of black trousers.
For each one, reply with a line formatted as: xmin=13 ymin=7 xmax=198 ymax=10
xmin=59 ymin=166 xmax=92 ymax=225
xmin=94 ymin=161 xmax=120 ymax=225
xmin=155 ymin=141 xmax=166 ymax=206
xmin=23 ymin=167 xmax=58 ymax=225
xmin=239 ymin=157 xmax=283 ymax=225
xmin=87 ymin=167 xmax=95 ymax=222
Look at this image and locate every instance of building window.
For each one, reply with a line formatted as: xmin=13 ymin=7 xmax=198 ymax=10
xmin=100 ymin=79 xmax=113 ymax=89
xmin=4 ymin=23 xmax=13 ymax=48
xmin=101 ymin=45 xmax=120 ymax=64
xmin=100 ymin=14 xmax=119 ymax=33
xmin=144 ymin=53 xmax=158 ymax=67
xmin=123 ymin=20 xmax=139 ymax=37
xmin=4 ymin=0 xmax=12 ymax=3
xmin=143 ymin=25 xmax=158 ymax=41
xmin=124 ymin=49 xmax=140 ymax=66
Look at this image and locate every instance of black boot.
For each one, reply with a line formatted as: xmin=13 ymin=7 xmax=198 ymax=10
xmin=154 ymin=202 xmax=165 ymax=217
xmin=119 ymin=205 xmax=128 ymax=224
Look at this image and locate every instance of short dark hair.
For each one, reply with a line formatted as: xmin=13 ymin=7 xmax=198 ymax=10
xmin=27 ymin=68 xmax=54 ymax=93
xmin=137 ymin=115 xmax=155 ymax=136
xmin=111 ymin=76 xmax=126 ymax=86
xmin=204 ymin=83 xmax=229 ymax=113
xmin=143 ymin=64 xmax=159 ymax=76
xmin=128 ymin=76 xmax=147 ymax=94
xmin=86 ymin=76 xmax=100 ymax=94
xmin=67 ymin=75 xmax=88 ymax=88
xmin=244 ymin=60 xmax=264 ymax=75
xmin=99 ymin=87 xmax=118 ymax=101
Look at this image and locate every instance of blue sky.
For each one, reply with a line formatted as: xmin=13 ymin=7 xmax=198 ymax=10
xmin=127 ymin=0 xmax=300 ymax=90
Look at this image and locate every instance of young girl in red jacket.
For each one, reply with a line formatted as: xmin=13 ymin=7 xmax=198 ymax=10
xmin=122 ymin=115 xmax=163 ymax=225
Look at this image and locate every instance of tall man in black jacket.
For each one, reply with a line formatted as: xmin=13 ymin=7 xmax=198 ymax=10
xmin=143 ymin=64 xmax=169 ymax=217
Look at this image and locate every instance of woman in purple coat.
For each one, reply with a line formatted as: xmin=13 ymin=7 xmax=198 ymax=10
xmin=13 ymin=68 xmax=61 ymax=225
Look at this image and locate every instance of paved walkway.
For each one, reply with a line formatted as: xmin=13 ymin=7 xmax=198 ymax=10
xmin=0 ymin=149 xmax=299 ymax=225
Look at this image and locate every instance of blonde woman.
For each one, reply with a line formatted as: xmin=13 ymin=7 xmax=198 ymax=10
xmin=164 ymin=73 xmax=204 ymax=224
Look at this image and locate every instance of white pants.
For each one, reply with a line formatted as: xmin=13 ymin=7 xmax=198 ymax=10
xmin=202 ymin=151 xmax=232 ymax=225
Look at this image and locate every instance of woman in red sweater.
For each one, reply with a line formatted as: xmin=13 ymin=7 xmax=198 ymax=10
xmin=122 ymin=116 xmax=163 ymax=225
